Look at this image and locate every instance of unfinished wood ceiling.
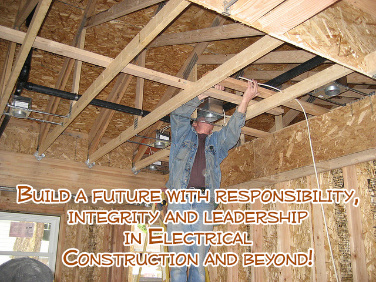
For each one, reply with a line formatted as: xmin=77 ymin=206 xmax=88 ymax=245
xmin=0 ymin=0 xmax=375 ymax=173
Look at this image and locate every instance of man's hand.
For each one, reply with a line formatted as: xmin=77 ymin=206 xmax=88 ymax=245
xmin=198 ymin=84 xmax=224 ymax=101
xmin=238 ymin=79 xmax=259 ymax=113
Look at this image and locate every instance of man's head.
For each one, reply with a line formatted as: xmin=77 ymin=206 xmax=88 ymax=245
xmin=192 ymin=117 xmax=214 ymax=135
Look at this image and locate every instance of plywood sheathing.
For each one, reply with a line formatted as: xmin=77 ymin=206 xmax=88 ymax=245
xmin=189 ymin=0 xmax=376 ymax=77
xmin=212 ymin=164 xmax=375 ymax=281
xmin=221 ymin=94 xmax=376 ymax=188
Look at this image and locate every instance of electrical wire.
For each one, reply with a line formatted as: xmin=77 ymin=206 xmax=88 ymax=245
xmin=295 ymin=99 xmax=340 ymax=282
xmin=240 ymin=80 xmax=341 ymax=281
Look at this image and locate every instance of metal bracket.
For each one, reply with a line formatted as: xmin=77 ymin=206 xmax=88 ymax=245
xmin=85 ymin=159 xmax=95 ymax=168
xmin=34 ymin=151 xmax=45 ymax=161
xmin=131 ymin=166 xmax=140 ymax=175
xmin=223 ymin=0 xmax=238 ymax=16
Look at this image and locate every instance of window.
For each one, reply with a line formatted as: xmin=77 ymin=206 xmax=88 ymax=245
xmin=130 ymin=224 xmax=165 ymax=282
xmin=0 ymin=212 xmax=60 ymax=273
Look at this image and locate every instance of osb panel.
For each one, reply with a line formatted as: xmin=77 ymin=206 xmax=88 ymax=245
xmin=288 ymin=178 xmax=313 ymax=281
xmin=0 ymin=119 xmax=135 ymax=169
xmin=262 ymin=201 xmax=279 ymax=281
xmin=221 ymin=93 xmax=376 ymax=188
xmin=284 ymin=1 xmax=376 ymax=74
xmin=355 ymin=161 xmax=376 ymax=280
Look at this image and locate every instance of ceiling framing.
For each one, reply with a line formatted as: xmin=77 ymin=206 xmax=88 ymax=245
xmin=0 ymin=0 xmax=375 ymax=173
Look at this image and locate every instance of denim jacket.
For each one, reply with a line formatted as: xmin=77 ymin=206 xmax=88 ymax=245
xmin=166 ymin=97 xmax=245 ymax=201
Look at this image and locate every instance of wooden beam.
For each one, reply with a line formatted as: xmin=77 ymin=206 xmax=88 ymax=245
xmin=0 ymin=0 xmax=52 ymax=117
xmin=0 ymin=150 xmax=166 ymax=194
xmin=132 ymin=148 xmax=170 ymax=172
xmin=254 ymin=0 xmax=340 ymax=35
xmin=251 ymin=199 xmax=264 ymax=282
xmin=245 ymin=64 xmax=352 ymax=120
xmin=149 ymin=23 xmax=263 ymax=47
xmin=243 ymin=69 xmax=376 ymax=85
xmin=197 ymin=50 xmax=316 ymax=65
xmin=85 ymin=0 xmax=165 ymax=28
xmin=307 ymin=175 xmax=327 ymax=282
xmin=0 ymin=43 xmax=16 ymax=96
xmin=241 ymin=126 xmax=270 ymax=138
xmin=222 ymin=77 xmax=329 ymax=116
xmin=89 ymin=36 xmax=283 ymax=163
xmin=38 ymin=0 xmax=97 ymax=148
xmin=342 ymin=165 xmax=369 ymax=282
xmin=135 ymin=50 xmax=146 ymax=123
xmin=14 ymin=0 xmax=39 ymax=28
xmin=88 ymin=73 xmax=134 ymax=155
xmin=0 ymin=25 xmax=191 ymax=89
xmin=132 ymin=15 xmax=227 ymax=164
xmin=206 ymin=87 xmax=284 ymax=115
xmin=37 ymin=0 xmax=190 ymax=155
xmin=276 ymin=182 xmax=293 ymax=281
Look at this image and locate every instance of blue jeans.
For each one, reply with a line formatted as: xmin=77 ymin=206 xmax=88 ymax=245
xmin=167 ymin=200 xmax=214 ymax=282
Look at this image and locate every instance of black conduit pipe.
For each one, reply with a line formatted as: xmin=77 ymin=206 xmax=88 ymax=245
xmin=223 ymin=55 xmax=326 ymax=112
xmin=0 ymin=50 xmax=33 ymax=138
xmin=24 ymin=82 xmax=171 ymax=123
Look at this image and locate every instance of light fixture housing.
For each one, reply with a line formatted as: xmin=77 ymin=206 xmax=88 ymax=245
xmin=9 ymin=95 xmax=32 ymax=118
xmin=197 ymin=97 xmax=223 ymax=123
xmin=154 ymin=131 xmax=170 ymax=149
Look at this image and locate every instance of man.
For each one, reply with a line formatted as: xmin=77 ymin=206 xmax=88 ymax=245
xmin=166 ymin=80 xmax=259 ymax=282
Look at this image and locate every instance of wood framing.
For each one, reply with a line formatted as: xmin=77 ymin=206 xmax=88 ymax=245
xmin=0 ymin=150 xmax=166 ymax=194
xmin=149 ymin=23 xmax=263 ymax=47
xmin=88 ymin=36 xmax=283 ymax=163
xmin=222 ymin=94 xmax=376 ymax=189
xmin=0 ymin=0 xmax=52 ymax=116
xmin=37 ymin=0 xmax=190 ymax=155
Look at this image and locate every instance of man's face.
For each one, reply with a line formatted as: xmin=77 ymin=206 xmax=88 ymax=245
xmin=193 ymin=117 xmax=214 ymax=134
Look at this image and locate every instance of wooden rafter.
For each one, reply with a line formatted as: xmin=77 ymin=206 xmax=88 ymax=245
xmin=254 ymin=0 xmax=340 ymax=35
xmin=0 ymin=0 xmax=52 ymax=117
xmin=132 ymin=15 xmax=227 ymax=164
xmin=88 ymin=35 xmax=283 ymax=163
xmin=149 ymin=23 xmax=263 ymax=47
xmin=85 ymin=0 xmax=166 ymax=28
xmin=38 ymin=0 xmax=97 ymax=148
xmin=197 ymin=50 xmax=316 ymax=65
xmin=245 ymin=64 xmax=352 ymax=120
xmin=87 ymin=73 xmax=134 ymax=155
xmin=221 ymin=77 xmax=329 ymax=116
xmin=14 ymin=0 xmax=39 ymax=28
xmin=37 ymin=0 xmax=190 ymax=156
xmin=243 ymin=69 xmax=376 ymax=85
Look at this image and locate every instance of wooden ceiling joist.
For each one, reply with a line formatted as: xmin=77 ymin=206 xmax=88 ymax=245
xmin=88 ymin=35 xmax=283 ymax=164
xmin=245 ymin=64 xmax=353 ymax=121
xmin=85 ymin=0 xmax=166 ymax=28
xmin=87 ymin=73 xmax=134 ymax=155
xmin=36 ymin=0 xmax=191 ymax=156
xmin=0 ymin=0 xmax=52 ymax=117
xmin=221 ymin=77 xmax=329 ymax=116
xmin=254 ymin=0 xmax=340 ymax=35
xmin=244 ymin=69 xmax=376 ymax=85
xmin=197 ymin=50 xmax=316 ymax=65
xmin=38 ymin=0 xmax=97 ymax=148
xmin=149 ymin=23 xmax=263 ymax=47
xmin=132 ymin=15 xmax=227 ymax=164
xmin=14 ymin=0 xmax=39 ymax=28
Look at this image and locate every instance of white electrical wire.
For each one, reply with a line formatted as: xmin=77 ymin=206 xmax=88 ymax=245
xmin=295 ymin=99 xmax=340 ymax=282
xmin=234 ymin=77 xmax=340 ymax=280
xmin=238 ymin=76 xmax=283 ymax=92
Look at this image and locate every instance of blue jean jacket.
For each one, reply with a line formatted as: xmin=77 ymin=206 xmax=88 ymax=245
xmin=166 ymin=97 xmax=245 ymax=202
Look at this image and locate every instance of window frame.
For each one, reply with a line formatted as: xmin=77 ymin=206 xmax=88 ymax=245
xmin=0 ymin=211 xmax=60 ymax=272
